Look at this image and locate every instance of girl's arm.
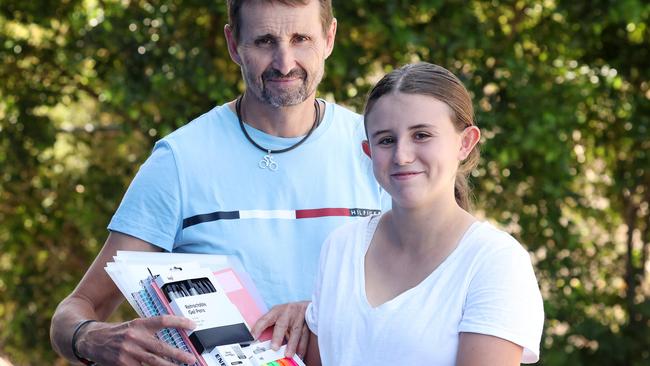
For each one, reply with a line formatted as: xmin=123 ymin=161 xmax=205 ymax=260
xmin=456 ymin=332 xmax=523 ymax=366
xmin=304 ymin=331 xmax=322 ymax=366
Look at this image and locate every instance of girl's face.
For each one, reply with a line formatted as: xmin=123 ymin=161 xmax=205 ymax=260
xmin=364 ymin=92 xmax=479 ymax=209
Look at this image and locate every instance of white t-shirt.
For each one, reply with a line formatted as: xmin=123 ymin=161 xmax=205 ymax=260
xmin=306 ymin=215 xmax=544 ymax=365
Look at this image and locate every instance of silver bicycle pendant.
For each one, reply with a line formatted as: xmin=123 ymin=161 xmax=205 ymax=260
xmin=258 ymin=152 xmax=278 ymax=171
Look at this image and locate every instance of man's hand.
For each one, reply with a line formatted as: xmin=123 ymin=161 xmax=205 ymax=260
xmin=251 ymin=301 xmax=310 ymax=358
xmin=77 ymin=316 xmax=197 ymax=366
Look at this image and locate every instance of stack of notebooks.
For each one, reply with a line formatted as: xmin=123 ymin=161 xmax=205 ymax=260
xmin=105 ymin=251 xmax=305 ymax=366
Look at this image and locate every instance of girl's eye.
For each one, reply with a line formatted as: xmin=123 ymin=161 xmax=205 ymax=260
xmin=414 ymin=132 xmax=431 ymax=140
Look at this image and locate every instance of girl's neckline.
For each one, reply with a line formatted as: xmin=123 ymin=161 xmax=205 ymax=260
xmin=360 ymin=214 xmax=482 ymax=310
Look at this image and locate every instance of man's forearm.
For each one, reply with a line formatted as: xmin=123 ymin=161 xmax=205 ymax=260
xmin=50 ymin=293 xmax=119 ymax=361
xmin=51 ymin=296 xmax=95 ymax=360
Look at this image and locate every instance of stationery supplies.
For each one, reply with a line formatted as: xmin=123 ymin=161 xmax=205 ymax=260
xmin=152 ymin=267 xmax=255 ymax=353
xmin=213 ymin=341 xmax=305 ymax=366
xmin=105 ymin=251 xmax=301 ymax=366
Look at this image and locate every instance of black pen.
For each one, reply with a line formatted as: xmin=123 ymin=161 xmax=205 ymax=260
xmin=180 ymin=284 xmax=189 ymax=297
xmin=198 ymin=281 xmax=210 ymax=294
xmin=175 ymin=284 xmax=186 ymax=297
xmin=182 ymin=282 xmax=193 ymax=296
xmin=204 ymin=279 xmax=216 ymax=293
xmin=192 ymin=282 xmax=200 ymax=295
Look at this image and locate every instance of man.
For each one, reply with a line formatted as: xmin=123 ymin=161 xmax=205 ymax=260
xmin=50 ymin=0 xmax=385 ymax=365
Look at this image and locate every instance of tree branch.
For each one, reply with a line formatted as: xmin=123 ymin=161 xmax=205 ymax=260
xmin=623 ymin=193 xmax=639 ymax=322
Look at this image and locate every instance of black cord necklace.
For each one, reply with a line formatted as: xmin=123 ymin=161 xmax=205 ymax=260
xmin=235 ymin=95 xmax=321 ymax=171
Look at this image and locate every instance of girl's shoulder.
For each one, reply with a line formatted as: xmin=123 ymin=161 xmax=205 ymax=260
xmin=454 ymin=221 xmax=534 ymax=274
xmin=465 ymin=221 xmax=529 ymax=255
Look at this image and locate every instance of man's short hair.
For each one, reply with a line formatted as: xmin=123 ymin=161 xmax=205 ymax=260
xmin=227 ymin=0 xmax=334 ymax=41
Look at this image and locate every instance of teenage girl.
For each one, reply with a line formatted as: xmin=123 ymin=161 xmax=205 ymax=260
xmin=304 ymin=62 xmax=544 ymax=365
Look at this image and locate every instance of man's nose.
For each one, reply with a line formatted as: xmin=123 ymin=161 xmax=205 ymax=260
xmin=272 ymin=43 xmax=297 ymax=76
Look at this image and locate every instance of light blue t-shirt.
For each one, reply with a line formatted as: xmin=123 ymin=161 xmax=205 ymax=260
xmin=108 ymin=101 xmax=388 ymax=307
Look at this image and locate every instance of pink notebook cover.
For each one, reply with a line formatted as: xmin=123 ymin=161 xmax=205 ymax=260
xmin=213 ymin=268 xmax=273 ymax=342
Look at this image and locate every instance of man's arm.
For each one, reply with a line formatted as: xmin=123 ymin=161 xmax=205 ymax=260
xmin=50 ymin=232 xmax=197 ymax=365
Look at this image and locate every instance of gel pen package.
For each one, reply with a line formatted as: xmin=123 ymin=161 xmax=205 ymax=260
xmin=153 ymin=267 xmax=255 ymax=354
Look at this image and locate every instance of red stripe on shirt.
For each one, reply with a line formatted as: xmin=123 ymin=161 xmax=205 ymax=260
xmin=295 ymin=208 xmax=352 ymax=219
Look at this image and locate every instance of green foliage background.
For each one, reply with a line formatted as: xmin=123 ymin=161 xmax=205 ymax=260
xmin=1 ymin=0 xmax=649 ymax=364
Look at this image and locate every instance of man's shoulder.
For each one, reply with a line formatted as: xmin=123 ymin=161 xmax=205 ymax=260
xmin=159 ymin=104 xmax=231 ymax=144
xmin=327 ymin=101 xmax=362 ymax=122
xmin=324 ymin=101 xmax=366 ymax=140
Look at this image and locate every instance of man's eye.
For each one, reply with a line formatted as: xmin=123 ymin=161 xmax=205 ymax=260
xmin=293 ymin=35 xmax=309 ymax=43
xmin=255 ymin=38 xmax=274 ymax=46
xmin=378 ymin=137 xmax=395 ymax=145
xmin=414 ymin=132 xmax=431 ymax=140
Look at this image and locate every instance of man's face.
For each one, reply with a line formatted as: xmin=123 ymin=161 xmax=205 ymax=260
xmin=228 ymin=0 xmax=336 ymax=107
